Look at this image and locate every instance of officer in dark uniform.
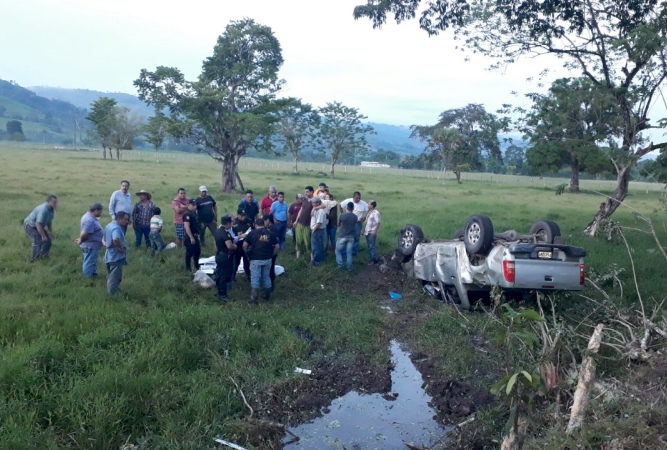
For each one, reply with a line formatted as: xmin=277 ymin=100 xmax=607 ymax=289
xmin=233 ymin=209 xmax=254 ymax=280
xmin=183 ymin=199 xmax=201 ymax=272
xmin=214 ymin=216 xmax=237 ymax=302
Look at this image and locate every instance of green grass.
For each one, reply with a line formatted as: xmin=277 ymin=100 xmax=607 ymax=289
xmin=1 ymin=147 xmax=666 ymax=448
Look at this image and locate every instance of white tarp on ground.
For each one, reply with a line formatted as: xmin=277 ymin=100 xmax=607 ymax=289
xmin=198 ymin=256 xmax=285 ymax=276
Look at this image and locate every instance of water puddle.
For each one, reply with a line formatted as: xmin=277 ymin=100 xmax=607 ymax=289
xmin=283 ymin=340 xmax=450 ymax=449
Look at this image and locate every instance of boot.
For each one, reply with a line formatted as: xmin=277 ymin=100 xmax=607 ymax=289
xmin=263 ymin=288 xmax=271 ymax=302
xmin=250 ymin=288 xmax=259 ymax=304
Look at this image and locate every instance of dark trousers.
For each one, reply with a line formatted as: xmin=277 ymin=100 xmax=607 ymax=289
xmin=234 ymin=244 xmax=250 ymax=280
xmin=134 ymin=224 xmax=151 ymax=247
xmin=24 ymin=223 xmax=52 ymax=260
xmin=270 ymin=254 xmax=277 ymax=286
xmin=199 ymin=221 xmax=217 ymax=246
xmin=274 ymin=221 xmax=287 ymax=250
xmin=215 ymin=253 xmax=234 ymax=297
xmin=291 ymin=226 xmax=296 ymax=247
xmin=184 ymin=236 xmax=201 ymax=271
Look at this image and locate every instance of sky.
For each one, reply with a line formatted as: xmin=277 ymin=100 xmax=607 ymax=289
xmin=0 ymin=0 xmax=582 ymax=127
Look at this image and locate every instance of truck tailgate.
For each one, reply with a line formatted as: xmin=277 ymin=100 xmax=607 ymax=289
xmin=513 ymin=259 xmax=583 ymax=290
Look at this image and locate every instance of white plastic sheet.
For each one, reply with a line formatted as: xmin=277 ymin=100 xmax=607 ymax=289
xmin=198 ymin=255 xmax=285 ymax=276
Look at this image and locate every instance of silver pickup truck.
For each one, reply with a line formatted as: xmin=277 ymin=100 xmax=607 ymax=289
xmin=398 ymin=215 xmax=586 ymax=309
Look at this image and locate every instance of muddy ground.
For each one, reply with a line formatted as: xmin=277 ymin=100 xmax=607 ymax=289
xmin=243 ymin=253 xmax=497 ymax=449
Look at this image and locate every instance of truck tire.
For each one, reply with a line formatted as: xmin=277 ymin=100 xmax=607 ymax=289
xmin=464 ymin=215 xmax=494 ymax=255
xmin=452 ymin=228 xmax=465 ymax=240
xmin=529 ymin=220 xmax=561 ymax=244
xmin=398 ymin=224 xmax=424 ymax=257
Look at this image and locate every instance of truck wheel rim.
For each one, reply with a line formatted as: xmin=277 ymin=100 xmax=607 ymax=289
xmin=468 ymin=223 xmax=480 ymax=245
xmin=402 ymin=230 xmax=413 ymax=248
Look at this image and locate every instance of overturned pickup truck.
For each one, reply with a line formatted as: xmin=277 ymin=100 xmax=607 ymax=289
xmin=398 ymin=215 xmax=586 ymax=309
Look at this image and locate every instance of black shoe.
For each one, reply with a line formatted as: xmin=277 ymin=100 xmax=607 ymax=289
xmin=218 ymin=295 xmax=229 ymax=303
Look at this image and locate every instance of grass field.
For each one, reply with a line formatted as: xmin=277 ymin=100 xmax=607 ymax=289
xmin=1 ymin=146 xmax=666 ymax=449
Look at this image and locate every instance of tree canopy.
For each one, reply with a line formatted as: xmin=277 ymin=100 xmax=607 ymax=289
xmin=273 ymin=98 xmax=320 ymax=173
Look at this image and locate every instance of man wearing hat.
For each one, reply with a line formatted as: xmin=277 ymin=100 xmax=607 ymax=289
xmin=232 ymin=208 xmax=254 ymax=280
xmin=195 ymin=185 xmax=218 ymax=247
xmin=214 ymin=216 xmax=237 ymax=302
xmin=183 ymin=199 xmax=201 ymax=271
xmin=109 ymin=180 xmax=132 ymax=234
xmin=132 ymin=190 xmax=156 ymax=248
xmin=310 ymin=196 xmax=328 ymax=266
xmin=75 ymin=203 xmax=105 ymax=278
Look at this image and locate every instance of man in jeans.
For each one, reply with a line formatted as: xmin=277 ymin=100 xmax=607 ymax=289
xmin=363 ymin=200 xmax=382 ymax=264
xmin=23 ymin=194 xmax=58 ymax=261
xmin=270 ymin=191 xmax=289 ymax=250
xmin=103 ymin=211 xmax=129 ymax=294
xmin=310 ymin=197 xmax=327 ymax=266
xmin=244 ymin=218 xmax=279 ymax=303
xmin=339 ymin=191 xmax=368 ymax=256
xmin=336 ymin=201 xmax=357 ymax=271
xmin=132 ymin=190 xmax=155 ymax=248
xmin=75 ymin=203 xmax=105 ymax=277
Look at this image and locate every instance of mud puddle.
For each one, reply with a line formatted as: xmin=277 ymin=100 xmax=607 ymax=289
xmin=283 ymin=340 xmax=450 ymax=449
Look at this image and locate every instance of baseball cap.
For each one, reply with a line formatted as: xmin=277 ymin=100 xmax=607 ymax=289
xmin=199 ymin=185 xmax=207 ymax=192
xmin=221 ymin=216 xmax=232 ymax=225
xmin=311 ymin=197 xmax=322 ymax=203
xmin=187 ymin=199 xmax=197 ymax=205
xmin=237 ymin=208 xmax=246 ymax=215
xmin=89 ymin=202 xmax=105 ymax=211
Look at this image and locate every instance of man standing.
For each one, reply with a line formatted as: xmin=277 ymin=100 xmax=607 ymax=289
xmin=288 ymin=194 xmax=304 ymax=248
xmin=270 ymin=191 xmax=289 ymax=250
xmin=310 ymin=197 xmax=328 ymax=267
xmin=109 ymin=180 xmax=132 ymax=233
xmin=363 ymin=200 xmax=382 ymax=264
xmin=336 ymin=201 xmax=357 ymax=271
xmin=75 ymin=203 xmax=105 ymax=278
xmin=23 ymin=195 xmax=57 ymax=261
xmin=171 ymin=188 xmax=190 ymax=248
xmin=260 ymin=186 xmax=278 ymax=217
xmin=103 ymin=211 xmax=129 ymax=295
xmin=294 ymin=186 xmax=314 ymax=259
xmin=244 ymin=218 xmax=279 ymax=303
xmin=183 ymin=199 xmax=201 ymax=272
xmin=339 ymin=191 xmax=368 ymax=256
xmin=214 ymin=216 xmax=237 ymax=302
xmin=323 ymin=192 xmax=338 ymax=252
xmin=195 ymin=185 xmax=217 ymax=247
xmin=238 ymin=190 xmax=260 ymax=221
xmin=232 ymin=209 xmax=253 ymax=280
xmin=132 ymin=190 xmax=155 ymax=248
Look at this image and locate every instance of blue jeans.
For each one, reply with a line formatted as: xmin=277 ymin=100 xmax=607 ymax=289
xmin=327 ymin=225 xmax=337 ymax=249
xmin=335 ymin=236 xmax=354 ymax=270
xmin=135 ymin=224 xmax=151 ymax=247
xmin=149 ymin=231 xmax=165 ymax=256
xmin=311 ymin=228 xmax=326 ymax=266
xmin=250 ymin=259 xmax=272 ymax=289
xmin=353 ymin=222 xmax=362 ymax=256
xmin=366 ymin=234 xmax=378 ymax=262
xmin=274 ymin=220 xmax=287 ymax=250
xmin=81 ymin=246 xmax=101 ymax=277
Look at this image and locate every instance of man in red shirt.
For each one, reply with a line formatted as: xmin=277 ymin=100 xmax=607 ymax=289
xmin=171 ymin=187 xmax=190 ymax=248
xmin=288 ymin=194 xmax=304 ymax=249
xmin=260 ymin=186 xmax=278 ymax=217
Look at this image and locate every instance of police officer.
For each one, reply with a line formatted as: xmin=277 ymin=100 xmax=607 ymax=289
xmin=183 ymin=199 xmax=201 ymax=272
xmin=214 ymin=216 xmax=237 ymax=302
xmin=233 ymin=208 xmax=254 ymax=281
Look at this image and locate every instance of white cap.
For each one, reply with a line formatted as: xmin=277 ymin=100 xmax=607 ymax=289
xmin=199 ymin=185 xmax=207 ymax=192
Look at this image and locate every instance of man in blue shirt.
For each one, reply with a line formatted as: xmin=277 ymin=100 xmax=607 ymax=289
xmin=270 ymin=191 xmax=289 ymax=250
xmin=103 ymin=211 xmax=130 ymax=294
xmin=238 ymin=190 xmax=260 ymax=221
xmin=109 ymin=180 xmax=132 ymax=234
xmin=75 ymin=203 xmax=105 ymax=278
xmin=23 ymin=194 xmax=58 ymax=261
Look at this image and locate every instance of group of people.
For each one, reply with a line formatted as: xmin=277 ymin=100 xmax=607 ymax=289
xmin=22 ymin=180 xmax=382 ymax=303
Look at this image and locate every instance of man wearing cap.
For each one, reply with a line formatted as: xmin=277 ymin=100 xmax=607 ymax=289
xmin=260 ymin=186 xmax=278 ymax=217
xmin=195 ymin=185 xmax=217 ymax=247
xmin=103 ymin=211 xmax=129 ymax=295
xmin=75 ymin=203 xmax=105 ymax=277
xmin=339 ymin=191 xmax=368 ymax=257
xmin=314 ymin=182 xmax=329 ymax=199
xmin=24 ymin=194 xmax=58 ymax=261
xmin=132 ymin=190 xmax=155 ymax=248
xmin=294 ymin=186 xmax=314 ymax=259
xmin=171 ymin=188 xmax=190 ymax=248
xmin=232 ymin=209 xmax=253 ymax=280
xmin=183 ymin=199 xmax=201 ymax=272
xmin=238 ymin=190 xmax=260 ymax=221
xmin=244 ymin=218 xmax=279 ymax=303
xmin=109 ymin=180 xmax=132 ymax=234
xmin=310 ymin=196 xmax=328 ymax=266
xmin=288 ymin=194 xmax=304 ymax=248
xmin=214 ymin=216 xmax=237 ymax=302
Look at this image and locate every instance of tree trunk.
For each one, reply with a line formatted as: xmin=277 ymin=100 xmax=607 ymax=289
xmin=501 ymin=415 xmax=528 ymax=450
xmin=293 ymin=155 xmax=298 ymax=173
xmin=330 ymin=160 xmax=336 ymax=178
xmin=570 ymin=159 xmax=581 ymax=193
xmin=115 ymin=148 xmax=120 ymax=160
xmin=236 ymin=172 xmax=245 ymax=192
xmin=567 ymin=324 xmax=604 ymax=434
xmin=102 ymin=147 xmax=106 ymax=159
xmin=584 ymin=164 xmax=631 ymax=236
xmin=222 ymin=157 xmax=238 ymax=193
xmin=455 ymin=170 xmax=462 ymax=184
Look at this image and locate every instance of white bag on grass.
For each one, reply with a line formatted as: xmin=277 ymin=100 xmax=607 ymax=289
xmin=193 ymin=270 xmax=216 ymax=288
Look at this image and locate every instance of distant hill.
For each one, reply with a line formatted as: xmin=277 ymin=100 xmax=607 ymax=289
xmin=0 ymin=79 xmax=86 ymax=142
xmin=30 ymin=86 xmax=155 ymax=117
xmin=366 ymin=122 xmax=424 ymax=156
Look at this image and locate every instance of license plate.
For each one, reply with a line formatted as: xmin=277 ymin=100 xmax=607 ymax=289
xmin=537 ymin=251 xmax=552 ymax=259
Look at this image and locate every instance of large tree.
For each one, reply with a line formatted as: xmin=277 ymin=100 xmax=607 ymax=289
xmin=86 ymin=97 xmax=117 ymax=159
xmin=411 ymin=104 xmax=507 ymax=182
xmin=134 ymin=19 xmax=283 ymax=192
xmin=273 ymin=98 xmax=320 ymax=173
xmin=355 ymin=0 xmax=667 ymax=235
xmin=143 ymin=111 xmax=168 ymax=162
xmin=316 ymin=101 xmax=375 ymax=178
xmin=6 ymin=120 xmax=25 ymax=141
xmin=523 ymin=77 xmax=619 ymax=192
xmin=109 ymin=107 xmax=142 ymax=160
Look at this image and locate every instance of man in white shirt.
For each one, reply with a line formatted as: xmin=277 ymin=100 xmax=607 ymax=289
xmin=310 ymin=197 xmax=328 ymax=266
xmin=338 ymin=191 xmax=368 ymax=256
xmin=363 ymin=200 xmax=381 ymax=264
